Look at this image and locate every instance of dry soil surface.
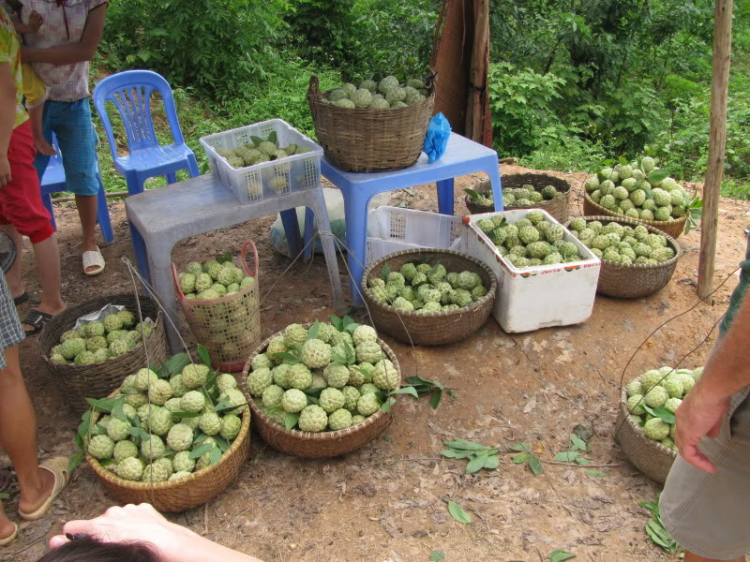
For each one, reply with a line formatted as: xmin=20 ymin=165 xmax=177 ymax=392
xmin=2 ymin=165 xmax=749 ymax=562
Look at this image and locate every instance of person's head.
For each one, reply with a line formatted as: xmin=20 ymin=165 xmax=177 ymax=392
xmin=37 ymin=537 xmax=159 ymax=562
xmin=4 ymin=0 xmax=22 ymax=13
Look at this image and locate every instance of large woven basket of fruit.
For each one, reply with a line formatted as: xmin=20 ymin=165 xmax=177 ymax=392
xmin=361 ymin=249 xmax=496 ymax=346
xmin=466 ymin=174 xmax=571 ymax=223
xmin=616 ymin=366 xmax=702 ymax=483
xmin=564 ymin=216 xmax=681 ymax=298
xmin=582 ymin=158 xmax=694 ymax=239
xmin=39 ymin=294 xmax=169 ymax=415
xmin=240 ymin=320 xmax=401 ymax=458
xmin=172 ymin=241 xmax=260 ymax=373
xmin=307 ymin=74 xmax=435 ymax=173
xmin=79 ymin=354 xmax=251 ymax=512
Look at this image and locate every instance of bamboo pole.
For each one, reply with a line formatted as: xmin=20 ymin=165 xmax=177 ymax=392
xmin=466 ymin=0 xmax=489 ymax=142
xmin=698 ymin=0 xmax=734 ymax=300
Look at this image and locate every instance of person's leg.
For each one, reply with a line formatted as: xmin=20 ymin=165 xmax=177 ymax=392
xmin=28 ymin=104 xmax=55 ymax=157
xmin=75 ymin=193 xmax=98 ymax=256
xmin=0 ymin=344 xmax=54 ymax=515
xmin=27 ymin=234 xmax=65 ymax=324
xmin=0 ymin=225 xmax=24 ymax=299
xmin=0 ymin=502 xmax=14 ymax=541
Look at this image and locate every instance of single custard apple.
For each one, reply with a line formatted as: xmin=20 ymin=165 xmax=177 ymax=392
xmin=75 ymin=351 xmax=96 ymax=365
xmin=644 ymin=386 xmax=669 ymax=408
xmin=360 ymin=383 xmax=379 ymax=395
xmin=116 ymin=457 xmax=144 ymax=481
xmin=106 ymin=418 xmax=130 ymax=442
xmin=664 ymin=397 xmax=683 ymax=413
xmin=626 ymin=380 xmax=643 ymax=397
xmin=643 ymin=418 xmax=670 ymax=441
xmin=167 ymin=424 xmax=194 ymax=452
xmin=60 ymin=329 xmax=78 ymax=343
xmin=181 ymin=391 xmax=206 ymax=413
xmin=61 ymin=338 xmax=86 ymax=360
xmin=310 ymin=373 xmax=327 ymax=391
xmin=356 ymin=341 xmax=384 ymax=364
xmin=662 ymin=378 xmax=684 ymax=399
xmin=284 ymin=324 xmax=308 ymax=347
xmin=287 ymin=363 xmax=313 ymax=390
xmin=148 ymin=379 xmax=174 ymax=406
xmin=140 ymin=435 xmax=166 ymax=460
xmin=319 ymin=388 xmax=346 ymax=413
xmin=328 ymin=408 xmax=353 ymax=431
xmin=85 ymin=321 xmax=106 ymax=338
xmin=378 ymin=75 xmax=400 ymax=93
xmin=108 ymin=339 xmax=130 ymax=358
xmin=273 ymin=364 xmax=291 ymax=389
xmin=251 ymin=353 xmax=273 ymax=371
xmin=641 ymin=370 xmax=664 ymax=391
xmin=352 ymin=325 xmax=378 ymax=346
xmin=169 ymin=375 xmax=189 ymax=398
xmin=86 ymin=335 xmax=108 ymax=352
xmin=262 ymin=384 xmax=284 ymax=409
xmin=135 ymin=368 xmax=159 ymax=392
xmin=281 ymin=389 xmax=307 ymax=413
xmin=351 ymin=414 xmax=366 ymax=426
xmin=147 ymin=408 xmax=174 ymax=436
xmin=220 ymin=414 xmax=242 ymax=441
xmin=266 ymin=337 xmax=286 ymax=359
xmin=247 ymin=367 xmax=273 ymax=396
xmin=88 ymin=435 xmax=115 ymax=459
xmin=342 ymin=386 xmax=361 ymax=411
xmin=199 ymin=412 xmax=222 ymax=436
xmin=298 ymin=405 xmax=328 ymax=432
xmin=164 ymin=398 xmax=182 ymax=414
xmin=324 ymin=363 xmax=350 ymax=388
xmin=113 ymin=440 xmax=138 ymax=463
xmin=372 ymin=359 xmax=399 ymax=391
xmin=357 ymin=393 xmax=381 ymax=416
xmin=300 ymin=339 xmax=332 ymax=369
xmin=173 ymin=450 xmax=196 ymax=473
xmin=142 ymin=462 xmax=170 ymax=483
xmin=219 ymin=388 xmax=248 ymax=414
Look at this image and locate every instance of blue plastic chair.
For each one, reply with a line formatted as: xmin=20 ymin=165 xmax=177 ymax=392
xmin=304 ymin=132 xmax=503 ymax=304
xmin=93 ymin=70 xmax=200 ymax=277
xmin=40 ymin=134 xmax=114 ymax=245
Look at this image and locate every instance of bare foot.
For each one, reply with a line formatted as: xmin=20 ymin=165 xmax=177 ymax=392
xmin=82 ymin=244 xmax=104 ymax=275
xmin=34 ymin=137 xmax=56 ymax=156
xmin=17 ymin=467 xmax=55 ymax=515
xmin=0 ymin=519 xmax=15 ymax=541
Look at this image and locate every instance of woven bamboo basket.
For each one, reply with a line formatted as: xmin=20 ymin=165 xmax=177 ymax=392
xmin=615 ymin=374 xmax=676 ymax=484
xmin=564 ymin=216 xmax=681 ymax=299
xmin=240 ymin=329 xmax=401 ymax=458
xmin=361 ymin=249 xmax=496 ymax=346
xmin=465 ymin=173 xmax=571 ymax=223
xmin=39 ymin=294 xmax=169 ymax=416
xmin=86 ymin=391 xmax=251 ymax=512
xmin=307 ymin=75 xmax=435 ymax=172
xmin=583 ymin=193 xmax=687 ymax=239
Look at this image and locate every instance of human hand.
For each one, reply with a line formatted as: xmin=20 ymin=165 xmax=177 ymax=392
xmin=28 ymin=11 xmax=43 ymax=33
xmin=674 ymin=386 xmax=730 ymax=473
xmin=48 ymin=503 xmax=194 ymax=562
xmin=0 ymin=154 xmax=11 ymax=187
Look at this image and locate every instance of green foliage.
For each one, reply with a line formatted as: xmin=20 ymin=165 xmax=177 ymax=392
xmin=640 ymin=495 xmax=679 ymax=554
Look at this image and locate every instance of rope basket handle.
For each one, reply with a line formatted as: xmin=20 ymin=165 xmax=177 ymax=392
xmin=171 ymin=240 xmax=259 ymax=304
xmin=307 ymin=75 xmax=321 ymax=104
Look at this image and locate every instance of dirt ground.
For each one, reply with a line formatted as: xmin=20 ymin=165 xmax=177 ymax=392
xmin=1 ymin=164 xmax=749 ymax=562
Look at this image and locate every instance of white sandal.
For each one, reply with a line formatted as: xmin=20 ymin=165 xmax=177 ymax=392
xmin=82 ymin=248 xmax=105 ymax=276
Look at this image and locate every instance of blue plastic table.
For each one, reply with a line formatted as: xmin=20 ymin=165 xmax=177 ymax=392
xmin=311 ymin=133 xmax=503 ymax=304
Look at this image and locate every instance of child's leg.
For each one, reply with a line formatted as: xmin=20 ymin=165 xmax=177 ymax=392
xmin=28 ymin=104 xmax=55 ymax=156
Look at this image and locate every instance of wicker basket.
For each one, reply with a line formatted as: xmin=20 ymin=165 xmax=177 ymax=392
xmin=361 ymin=249 xmax=496 ymax=346
xmin=173 ymin=241 xmax=261 ymax=373
xmin=564 ymin=216 xmax=681 ymax=299
xmin=240 ymin=330 xmax=401 ymax=458
xmin=615 ymin=374 xmax=676 ymax=484
xmin=39 ymin=294 xmax=169 ymax=416
xmin=86 ymin=391 xmax=252 ymax=512
xmin=307 ymin=75 xmax=435 ymax=172
xmin=583 ymin=194 xmax=687 ymax=239
xmin=465 ymin=174 xmax=571 ymax=223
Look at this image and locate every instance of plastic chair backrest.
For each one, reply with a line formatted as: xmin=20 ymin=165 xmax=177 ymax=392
xmin=93 ymin=70 xmax=186 ymax=161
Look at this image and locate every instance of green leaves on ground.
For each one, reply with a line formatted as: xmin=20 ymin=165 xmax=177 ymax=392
xmin=442 ymin=439 xmax=499 ymax=474
xmin=640 ymin=497 xmax=678 ymax=554
xmin=430 ymin=550 xmax=445 ymax=561
xmin=549 ymin=549 xmax=576 ymax=562
xmin=584 ymin=470 xmax=608 ymax=478
xmin=510 ymin=443 xmax=543 ymax=476
xmin=447 ymin=500 xmax=471 ymax=524
xmin=553 ymin=433 xmax=591 ymax=465
xmin=401 ymin=376 xmax=456 ymax=410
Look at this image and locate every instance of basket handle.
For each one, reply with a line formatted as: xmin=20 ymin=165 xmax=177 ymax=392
xmin=172 ymin=264 xmax=185 ymax=302
xmin=425 ymin=69 xmax=438 ymax=93
xmin=307 ymin=75 xmax=321 ymax=104
xmin=240 ymin=240 xmax=259 ymax=280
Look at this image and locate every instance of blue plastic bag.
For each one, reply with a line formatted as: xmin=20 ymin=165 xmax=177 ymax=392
xmin=423 ymin=112 xmax=451 ymax=163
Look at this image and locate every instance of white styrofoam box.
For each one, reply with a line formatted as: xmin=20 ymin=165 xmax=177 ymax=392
xmin=366 ymin=206 xmax=465 ymax=265
xmin=465 ymin=209 xmax=601 ymax=333
xmin=199 ymin=119 xmax=323 ymax=204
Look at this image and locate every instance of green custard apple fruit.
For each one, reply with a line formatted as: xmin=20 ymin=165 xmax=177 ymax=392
xmin=281 ymin=389 xmax=307 ymax=413
xmin=300 ymin=339 xmax=332 ymax=369
xmin=116 ymin=457 xmax=144 ymax=481
xmin=287 ymin=364 xmax=313 ymax=390
xmin=247 ymin=367 xmax=273 ymax=396
xmin=372 ymin=359 xmax=399 ymax=391
xmin=328 ymin=408 xmax=353 ymax=431
xmin=298 ymin=405 xmax=328 ymax=432
xmin=643 ymin=418 xmax=670 ymax=441
xmin=219 ymin=388 xmax=247 ymax=414
xmin=319 ymin=388 xmax=346 ymax=413
xmin=113 ymin=440 xmax=138 ymax=463
xmin=167 ymin=424 xmax=194 ymax=452
xmin=220 ymin=414 xmax=242 ymax=441
xmin=357 ymin=393 xmax=381 ymax=416
xmin=323 ymin=363 xmax=350 ymax=388
xmin=199 ymin=412 xmax=222 ymax=436
xmin=180 ymin=391 xmax=206 ymax=413
xmin=88 ymin=435 xmax=115 ymax=459
xmin=141 ymin=435 xmax=166 ymax=460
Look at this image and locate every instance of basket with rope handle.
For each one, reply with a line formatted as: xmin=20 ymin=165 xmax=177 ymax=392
xmin=172 ymin=240 xmax=261 ymax=373
xmin=85 ymin=387 xmax=251 ymax=512
xmin=307 ymin=74 xmax=437 ymax=173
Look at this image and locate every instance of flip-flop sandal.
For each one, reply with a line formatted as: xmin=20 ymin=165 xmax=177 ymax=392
xmin=22 ymin=309 xmax=54 ymax=336
xmin=13 ymin=292 xmax=29 ymax=306
xmin=18 ymin=457 xmax=71 ymax=522
xmin=82 ymin=249 xmax=105 ymax=277
xmin=0 ymin=522 xmax=18 ymax=547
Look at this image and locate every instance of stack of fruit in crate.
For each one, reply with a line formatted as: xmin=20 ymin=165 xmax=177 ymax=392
xmin=475 ymin=211 xmax=587 ymax=269
xmin=321 ymin=76 xmax=429 ymax=109
xmin=215 ymin=131 xmax=311 ymax=170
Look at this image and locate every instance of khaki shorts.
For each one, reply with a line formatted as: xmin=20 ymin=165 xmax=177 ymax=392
xmin=660 ymin=389 xmax=750 ymax=560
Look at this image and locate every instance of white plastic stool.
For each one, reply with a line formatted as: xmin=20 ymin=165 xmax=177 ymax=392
xmin=125 ymin=175 xmax=344 ymax=353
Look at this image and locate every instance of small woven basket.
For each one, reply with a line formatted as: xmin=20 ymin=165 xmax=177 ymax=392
xmin=39 ymin=294 xmax=169 ymax=416
xmin=564 ymin=215 xmax=681 ymax=299
xmin=239 ymin=329 xmax=401 ymax=458
xmin=466 ymin=173 xmax=571 ymax=223
xmin=86 ymin=392 xmax=252 ymax=512
xmin=307 ymin=75 xmax=436 ymax=172
xmin=583 ymin=193 xmax=687 ymax=239
xmin=361 ymin=249 xmax=496 ymax=346
xmin=173 ymin=241 xmax=261 ymax=373
xmin=615 ymin=374 xmax=676 ymax=484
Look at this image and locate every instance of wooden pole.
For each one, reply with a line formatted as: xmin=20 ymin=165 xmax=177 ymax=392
xmin=466 ymin=0 xmax=489 ymax=142
xmin=698 ymin=0 xmax=734 ymax=300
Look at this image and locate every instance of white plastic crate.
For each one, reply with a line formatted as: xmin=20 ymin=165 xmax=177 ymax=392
xmin=465 ymin=209 xmax=601 ymax=333
xmin=199 ymin=119 xmax=323 ymax=204
xmin=366 ymin=206 xmax=465 ymax=265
